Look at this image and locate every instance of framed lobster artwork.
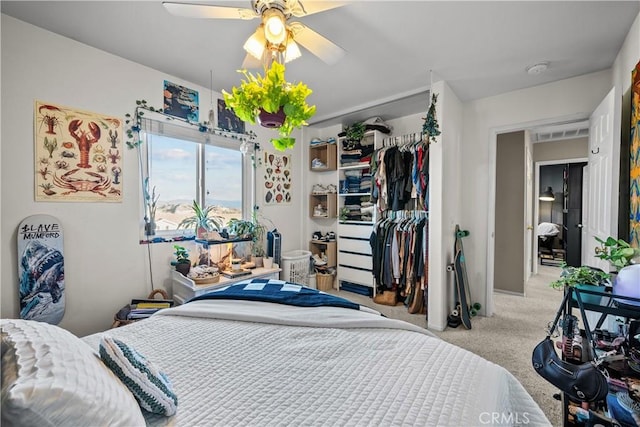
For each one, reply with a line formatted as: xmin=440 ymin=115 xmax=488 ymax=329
xmin=34 ymin=100 xmax=123 ymax=202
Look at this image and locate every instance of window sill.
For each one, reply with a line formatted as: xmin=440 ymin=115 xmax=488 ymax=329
xmin=139 ymin=231 xmax=195 ymax=245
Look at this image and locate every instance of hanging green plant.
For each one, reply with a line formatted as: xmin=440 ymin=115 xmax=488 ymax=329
xmin=222 ymin=61 xmax=316 ymax=151
xmin=422 ymin=93 xmax=441 ymax=144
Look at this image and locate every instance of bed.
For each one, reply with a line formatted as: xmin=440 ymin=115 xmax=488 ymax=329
xmin=2 ymin=278 xmax=550 ymax=427
xmin=538 ymin=222 xmax=564 ymax=261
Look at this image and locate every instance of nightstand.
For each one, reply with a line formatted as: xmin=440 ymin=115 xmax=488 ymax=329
xmin=171 ymin=266 xmax=282 ymax=304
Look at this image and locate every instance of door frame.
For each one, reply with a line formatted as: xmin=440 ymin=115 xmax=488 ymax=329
xmin=533 ymin=157 xmax=588 ymax=276
xmin=486 ymin=113 xmax=588 ymax=316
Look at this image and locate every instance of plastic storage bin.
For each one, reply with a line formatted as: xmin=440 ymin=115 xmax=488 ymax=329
xmin=281 ymin=250 xmax=311 ymax=285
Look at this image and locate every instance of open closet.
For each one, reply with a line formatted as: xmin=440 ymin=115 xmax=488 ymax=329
xmin=340 ymin=131 xmax=431 ymax=314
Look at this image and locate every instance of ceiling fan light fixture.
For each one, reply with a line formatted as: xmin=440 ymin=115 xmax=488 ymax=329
xmin=284 ymin=38 xmax=301 ymax=63
xmin=263 ymin=9 xmax=286 ymax=44
xmin=243 ymin=26 xmax=266 ymax=60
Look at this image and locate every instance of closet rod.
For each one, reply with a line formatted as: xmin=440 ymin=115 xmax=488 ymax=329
xmin=380 ymin=210 xmax=428 ymax=220
xmin=381 ymin=132 xmax=424 ymax=148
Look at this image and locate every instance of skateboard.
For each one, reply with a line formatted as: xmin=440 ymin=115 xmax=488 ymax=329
xmin=17 ymin=214 xmax=65 ymax=324
xmin=447 ymin=225 xmax=481 ymax=329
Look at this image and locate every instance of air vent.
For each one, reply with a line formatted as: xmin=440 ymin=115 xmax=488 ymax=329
xmin=531 ymin=121 xmax=589 ymax=143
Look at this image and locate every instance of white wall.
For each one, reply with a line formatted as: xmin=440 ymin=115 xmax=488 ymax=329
xmin=1 ymin=15 xmax=304 ymax=336
xmin=426 ymin=81 xmax=463 ymax=330
xmin=461 ymin=4 xmax=639 ymax=314
xmin=463 ymin=70 xmax=614 ymax=315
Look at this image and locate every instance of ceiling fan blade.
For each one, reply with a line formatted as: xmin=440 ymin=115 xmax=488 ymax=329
xmin=241 ymin=53 xmax=264 ymax=69
xmin=162 ymin=2 xmax=259 ymax=19
xmin=290 ymin=23 xmax=346 ymax=65
xmin=286 ymin=0 xmax=347 ymax=17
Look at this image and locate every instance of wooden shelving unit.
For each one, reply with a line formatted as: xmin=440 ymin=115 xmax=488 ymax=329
xmin=309 ymin=240 xmax=337 ymax=267
xmin=309 ymin=193 xmax=337 ymax=218
xmin=309 ymin=143 xmax=337 ymax=171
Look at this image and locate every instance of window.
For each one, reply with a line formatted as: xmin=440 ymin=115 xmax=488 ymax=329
xmin=139 ymin=115 xmax=251 ymax=238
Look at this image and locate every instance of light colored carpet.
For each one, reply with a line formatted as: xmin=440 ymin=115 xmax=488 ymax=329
xmin=328 ymin=264 xmax=563 ymax=426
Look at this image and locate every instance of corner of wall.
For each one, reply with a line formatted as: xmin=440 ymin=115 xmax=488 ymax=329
xmin=427 ymin=80 xmax=464 ymax=331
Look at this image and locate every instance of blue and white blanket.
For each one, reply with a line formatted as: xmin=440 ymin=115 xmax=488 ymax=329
xmin=188 ymin=278 xmax=361 ymax=311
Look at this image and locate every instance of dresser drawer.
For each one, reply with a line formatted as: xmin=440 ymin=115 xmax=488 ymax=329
xmin=338 ymin=236 xmax=371 ymax=255
xmin=338 ymin=251 xmax=372 ymax=270
xmin=338 ymin=265 xmax=373 ymax=287
xmin=338 ymin=222 xmax=372 ymax=238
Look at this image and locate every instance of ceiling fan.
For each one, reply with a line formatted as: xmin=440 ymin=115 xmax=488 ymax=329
xmin=162 ymin=0 xmax=347 ymax=68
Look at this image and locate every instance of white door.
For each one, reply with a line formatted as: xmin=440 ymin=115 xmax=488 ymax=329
xmin=524 ymin=131 xmax=534 ymax=282
xmin=583 ymin=88 xmax=616 ymax=271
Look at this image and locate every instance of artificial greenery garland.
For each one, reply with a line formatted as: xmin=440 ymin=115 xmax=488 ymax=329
xmin=422 ymin=93 xmax=441 ymax=144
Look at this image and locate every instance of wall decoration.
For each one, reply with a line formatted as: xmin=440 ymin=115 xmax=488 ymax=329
xmin=17 ymin=214 xmax=65 ymax=324
xmin=263 ymin=151 xmax=291 ymax=204
xmin=218 ymin=99 xmax=245 ymax=134
xmin=630 ymin=60 xmax=640 ymax=248
xmin=163 ymin=80 xmax=199 ymax=122
xmin=34 ymin=100 xmax=123 ymax=202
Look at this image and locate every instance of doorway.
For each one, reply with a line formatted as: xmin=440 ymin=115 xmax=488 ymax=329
xmin=486 ymin=88 xmax=618 ymax=315
xmin=535 ymin=160 xmax=588 ymax=271
xmin=491 ymin=121 xmax=590 ymax=297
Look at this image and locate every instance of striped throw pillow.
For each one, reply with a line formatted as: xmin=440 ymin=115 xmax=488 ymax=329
xmin=99 ymin=336 xmax=178 ymax=416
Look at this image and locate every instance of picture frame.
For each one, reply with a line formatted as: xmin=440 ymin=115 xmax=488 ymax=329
xmin=217 ymin=99 xmax=245 ymax=134
xmin=263 ymin=151 xmax=291 ymax=205
xmin=34 ymin=100 xmax=123 ymax=202
xmin=163 ymin=80 xmax=199 ymax=122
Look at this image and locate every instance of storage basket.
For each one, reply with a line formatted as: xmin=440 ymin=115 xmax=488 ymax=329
xmin=281 ymin=250 xmax=311 ymax=285
xmin=112 ymin=289 xmax=169 ymax=328
xmin=316 ymin=272 xmax=334 ymax=291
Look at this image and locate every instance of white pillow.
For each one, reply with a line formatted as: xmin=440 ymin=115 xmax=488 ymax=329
xmin=1 ymin=319 xmax=145 ymax=427
xmin=99 ymin=335 xmax=178 ymax=416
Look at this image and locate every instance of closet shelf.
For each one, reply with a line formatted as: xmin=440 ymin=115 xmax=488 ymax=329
xmin=339 ymin=192 xmax=370 ymax=197
xmin=339 ymin=163 xmax=370 ymax=170
xmin=339 ymin=220 xmax=374 ymax=225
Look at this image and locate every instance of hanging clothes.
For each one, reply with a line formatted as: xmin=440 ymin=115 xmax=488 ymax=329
xmin=371 ymin=139 xmax=429 ymax=212
xmin=370 ymin=211 xmax=429 ymax=314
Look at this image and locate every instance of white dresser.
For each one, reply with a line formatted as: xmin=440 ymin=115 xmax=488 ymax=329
xmin=336 ymin=222 xmax=374 ymax=293
xmin=171 ymin=267 xmax=281 ymax=305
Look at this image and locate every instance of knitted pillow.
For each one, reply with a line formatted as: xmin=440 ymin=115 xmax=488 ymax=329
xmin=99 ymin=336 xmax=178 ymax=416
xmin=1 ymin=319 xmax=145 ymax=427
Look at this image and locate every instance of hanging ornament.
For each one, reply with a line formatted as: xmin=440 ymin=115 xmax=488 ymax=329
xmin=422 ymin=93 xmax=441 ymax=144
xmin=208 ymin=69 xmax=215 ymax=127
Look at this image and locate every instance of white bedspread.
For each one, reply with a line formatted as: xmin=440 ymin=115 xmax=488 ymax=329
xmin=83 ymin=300 xmax=550 ymax=426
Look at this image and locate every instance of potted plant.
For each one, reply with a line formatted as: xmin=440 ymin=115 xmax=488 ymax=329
xmin=344 ymin=121 xmax=366 ymax=143
xmin=143 ymin=177 xmax=159 ymax=236
xmin=338 ymin=121 xmax=366 ymax=151
xmin=177 ymin=200 xmax=223 ymax=239
xmin=227 ymin=214 xmax=267 ymax=266
xmin=172 ymin=245 xmax=191 ymax=276
xmin=250 ymin=218 xmax=267 ymax=267
xmin=226 ymin=218 xmax=255 ymax=239
xmin=594 ymin=236 xmax=640 ymax=272
xmin=222 ymin=61 xmax=316 ymax=151
xmin=549 ymin=263 xmax=611 ymax=305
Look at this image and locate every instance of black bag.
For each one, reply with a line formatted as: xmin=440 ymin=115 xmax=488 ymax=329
xmin=531 ymin=287 xmax=609 ymax=402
